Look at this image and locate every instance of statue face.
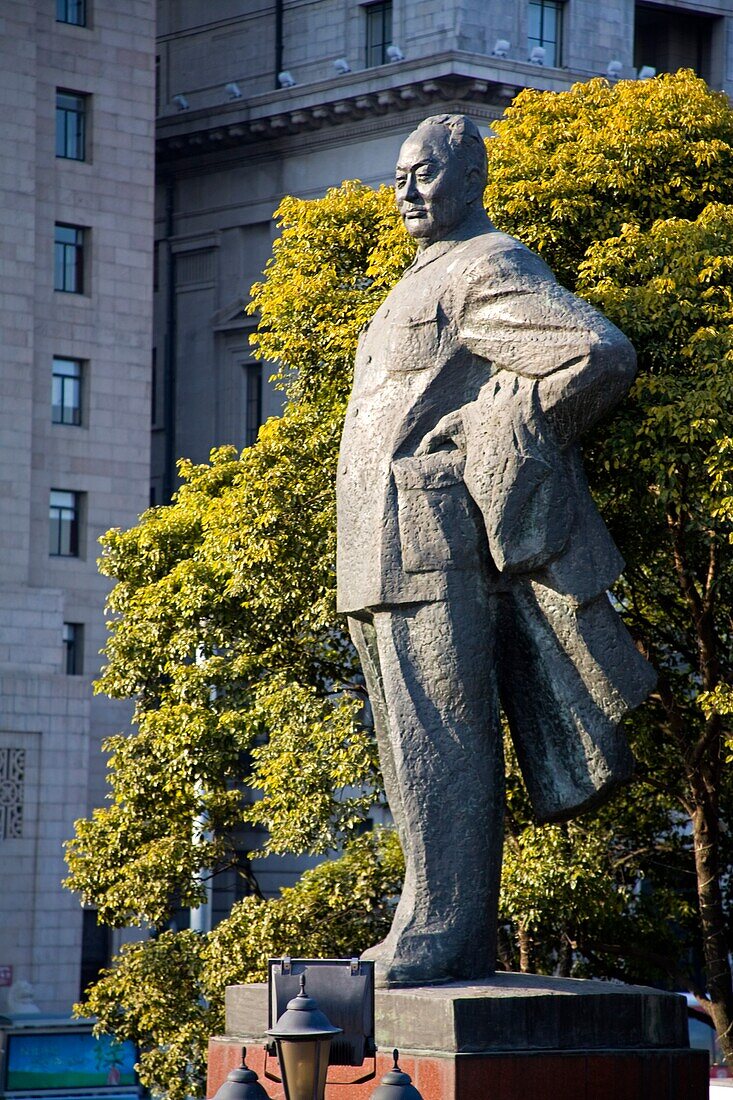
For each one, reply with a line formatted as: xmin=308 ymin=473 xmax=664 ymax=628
xmin=395 ymin=126 xmax=470 ymax=245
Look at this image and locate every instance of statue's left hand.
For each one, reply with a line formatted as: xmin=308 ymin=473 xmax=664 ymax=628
xmin=415 ymin=411 xmax=466 ymax=456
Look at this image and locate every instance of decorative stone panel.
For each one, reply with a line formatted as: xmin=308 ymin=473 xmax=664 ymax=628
xmin=0 ymin=747 xmax=25 ymax=839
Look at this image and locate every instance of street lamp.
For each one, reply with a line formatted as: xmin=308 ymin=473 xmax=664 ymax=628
xmin=266 ymin=974 xmax=343 ymax=1100
xmin=370 ymin=1050 xmax=425 ymax=1099
xmin=212 ymin=1047 xmax=269 ymax=1100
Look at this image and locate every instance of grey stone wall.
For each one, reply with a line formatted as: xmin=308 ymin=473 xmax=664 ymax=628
xmin=0 ymin=0 xmax=155 ymax=1014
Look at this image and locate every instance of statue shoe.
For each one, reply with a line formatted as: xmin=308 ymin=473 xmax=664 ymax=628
xmin=362 ymin=930 xmax=494 ymax=988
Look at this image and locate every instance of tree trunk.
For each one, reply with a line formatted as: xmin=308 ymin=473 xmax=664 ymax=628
xmin=689 ymin=775 xmax=733 ymax=1064
xmin=555 ymin=935 xmax=572 ymax=978
xmin=667 ymin=513 xmax=732 ymax=1063
xmin=518 ymin=925 xmax=532 ymax=973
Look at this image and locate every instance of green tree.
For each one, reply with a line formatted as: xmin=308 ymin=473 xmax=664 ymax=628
xmin=66 ymin=71 xmax=733 ymax=1094
xmin=67 ymin=182 xmax=410 ymax=1096
xmin=66 ymin=183 xmax=406 ymax=928
xmin=486 ymin=71 xmax=733 ymax=1056
xmin=80 ymin=831 xmax=404 ymax=1100
xmin=499 ymin=737 xmax=698 ymax=984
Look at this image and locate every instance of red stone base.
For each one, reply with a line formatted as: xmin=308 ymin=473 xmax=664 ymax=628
xmin=207 ymin=1036 xmax=709 ymax=1099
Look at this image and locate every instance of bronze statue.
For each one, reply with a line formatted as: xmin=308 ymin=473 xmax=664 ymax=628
xmin=336 ymin=114 xmax=655 ymax=986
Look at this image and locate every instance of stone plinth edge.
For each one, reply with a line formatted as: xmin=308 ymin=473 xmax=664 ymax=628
xmin=372 ymin=973 xmax=688 ymax=1053
xmin=224 ymin=973 xmax=688 ymax=1054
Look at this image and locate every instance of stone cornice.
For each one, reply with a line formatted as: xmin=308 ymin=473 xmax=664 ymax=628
xmin=156 ymin=50 xmax=582 ymax=163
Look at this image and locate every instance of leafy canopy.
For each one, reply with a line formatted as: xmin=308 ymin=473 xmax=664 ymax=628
xmin=66 ymin=181 xmax=408 ymax=928
xmin=485 ymin=69 xmax=733 ymax=285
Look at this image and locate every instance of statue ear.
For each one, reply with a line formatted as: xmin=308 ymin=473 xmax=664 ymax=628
xmin=464 ymin=165 xmax=484 ymax=205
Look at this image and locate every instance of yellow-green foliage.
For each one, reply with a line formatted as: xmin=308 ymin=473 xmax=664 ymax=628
xmin=80 ymin=832 xmax=403 ymax=1100
xmin=249 ymin=181 xmax=412 ymax=396
xmin=485 ymin=70 xmax=733 ymax=1052
xmin=485 ymin=70 xmax=733 ymax=285
xmin=66 ymin=184 xmax=412 ymax=929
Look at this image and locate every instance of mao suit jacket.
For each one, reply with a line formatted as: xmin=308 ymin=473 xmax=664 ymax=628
xmin=336 ymin=226 xmax=656 ymax=821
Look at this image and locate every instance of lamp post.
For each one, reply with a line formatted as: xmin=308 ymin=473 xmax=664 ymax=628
xmin=212 ymin=1047 xmax=269 ymax=1100
xmin=369 ymin=1050 xmax=425 ymax=1100
xmin=266 ymin=973 xmax=343 ymax=1100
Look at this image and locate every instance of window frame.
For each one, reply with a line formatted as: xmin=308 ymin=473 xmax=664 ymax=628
xmin=63 ymin=622 xmax=84 ymax=675
xmin=364 ymin=0 xmax=393 ymax=68
xmin=49 ymin=489 xmax=82 ymax=558
xmin=54 ymin=223 xmax=85 ymax=294
xmin=56 ymin=0 xmax=86 ymax=26
xmin=528 ymin=0 xmax=564 ymax=67
xmin=56 ymin=90 xmax=87 ymax=161
xmin=52 ymin=356 xmax=83 ymax=426
xmin=245 ymin=363 xmax=263 ymax=448
xmin=79 ymin=909 xmax=112 ymax=998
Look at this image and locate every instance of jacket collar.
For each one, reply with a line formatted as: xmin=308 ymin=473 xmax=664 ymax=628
xmin=404 ymin=211 xmax=496 ymax=276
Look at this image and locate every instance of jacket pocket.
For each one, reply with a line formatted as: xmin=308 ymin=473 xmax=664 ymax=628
xmin=385 ymin=306 xmax=440 ymax=372
xmin=392 ymin=453 xmax=482 ymax=573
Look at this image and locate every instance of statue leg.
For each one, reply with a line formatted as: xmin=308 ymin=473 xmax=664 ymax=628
xmin=349 ymin=575 xmax=502 ymax=985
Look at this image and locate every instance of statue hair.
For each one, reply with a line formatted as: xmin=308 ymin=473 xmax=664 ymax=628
xmin=414 ymin=114 xmax=488 ymax=184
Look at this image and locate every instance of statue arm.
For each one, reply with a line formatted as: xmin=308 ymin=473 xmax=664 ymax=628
xmin=456 ymin=245 xmax=636 ymax=447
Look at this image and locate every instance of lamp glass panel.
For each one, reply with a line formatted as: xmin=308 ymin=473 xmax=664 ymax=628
xmin=278 ymin=1037 xmax=331 ymax=1100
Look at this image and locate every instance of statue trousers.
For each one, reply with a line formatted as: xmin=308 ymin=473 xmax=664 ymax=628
xmin=348 ymin=571 xmax=503 ymax=979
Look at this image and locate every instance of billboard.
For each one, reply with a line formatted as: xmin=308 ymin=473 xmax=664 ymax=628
xmin=4 ymin=1030 xmax=137 ymax=1090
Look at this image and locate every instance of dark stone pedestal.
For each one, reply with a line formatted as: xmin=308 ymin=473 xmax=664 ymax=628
xmin=207 ymin=974 xmax=708 ymax=1100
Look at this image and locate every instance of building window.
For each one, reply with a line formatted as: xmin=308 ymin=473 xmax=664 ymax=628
xmin=52 ymin=357 xmax=83 ymax=425
xmin=245 ymin=363 xmax=262 ymax=447
xmin=50 ymin=489 xmax=81 ymax=557
xmin=63 ymin=622 xmax=84 ymax=675
xmin=528 ymin=0 xmax=563 ymax=66
xmin=54 ymin=223 xmax=85 ymax=293
xmin=56 ymin=0 xmax=86 ymax=25
xmin=365 ymin=1 xmax=393 ymax=67
xmin=80 ymin=910 xmax=111 ymax=998
xmin=634 ymin=3 xmax=717 ymax=83
xmin=151 ymin=348 xmax=158 ymax=425
xmin=56 ymin=91 xmax=87 ymax=160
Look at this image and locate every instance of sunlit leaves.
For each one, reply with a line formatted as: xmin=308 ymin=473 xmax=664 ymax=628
xmin=487 ymin=70 xmax=733 ymax=1053
xmin=66 ymin=188 xmax=412 ymax=929
xmin=485 ymin=71 xmax=733 ymax=287
xmin=78 ymin=832 xmax=404 ymax=1099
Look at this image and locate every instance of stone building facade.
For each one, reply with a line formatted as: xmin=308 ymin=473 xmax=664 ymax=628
xmin=0 ymin=0 xmax=155 ymax=1014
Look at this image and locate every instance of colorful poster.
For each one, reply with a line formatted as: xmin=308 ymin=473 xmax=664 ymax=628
xmin=5 ymin=1030 xmax=137 ymax=1089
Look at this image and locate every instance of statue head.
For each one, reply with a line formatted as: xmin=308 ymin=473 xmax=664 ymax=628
xmin=395 ymin=114 xmax=488 ymax=247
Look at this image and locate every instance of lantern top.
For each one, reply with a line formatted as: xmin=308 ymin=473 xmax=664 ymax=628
xmin=212 ymin=1047 xmax=269 ymax=1100
xmin=369 ymin=1050 xmax=424 ymax=1099
xmin=266 ymin=974 xmax=343 ymax=1041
